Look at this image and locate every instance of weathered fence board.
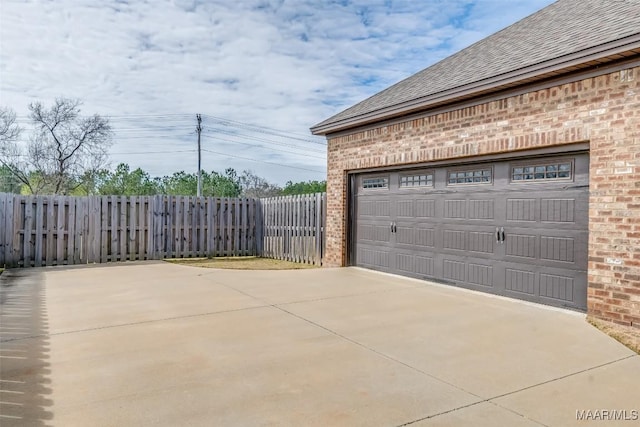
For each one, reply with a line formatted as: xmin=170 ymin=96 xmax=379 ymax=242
xmin=258 ymin=193 xmax=325 ymax=266
xmin=0 ymin=193 xmax=326 ymax=268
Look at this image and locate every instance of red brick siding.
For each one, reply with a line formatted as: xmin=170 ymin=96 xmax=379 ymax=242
xmin=325 ymin=66 xmax=640 ymax=326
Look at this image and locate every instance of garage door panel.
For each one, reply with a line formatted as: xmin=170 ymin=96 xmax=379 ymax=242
xmin=396 ymin=199 xmax=415 ymax=217
xmin=468 ymin=263 xmax=494 ymax=287
xmin=468 ymin=199 xmax=495 ymax=220
xmin=505 ymin=268 xmax=537 ymax=295
xmin=357 ymin=223 xmax=392 ymax=244
xmin=443 ymin=229 xmax=466 ymax=251
xmin=506 ymin=198 xmax=537 ymax=221
xmin=357 ymin=246 xmax=391 ymax=269
xmin=500 ymin=261 xmax=586 ymax=309
xmin=539 ymin=273 xmax=575 ymax=302
xmin=540 ymin=198 xmax=576 ymax=222
xmin=505 ymin=233 xmax=537 ymax=258
xmin=415 ymin=255 xmax=436 ymax=276
xmin=468 ymin=231 xmax=495 ymax=254
xmin=502 ymin=226 xmax=588 ymax=270
xmin=443 ymin=259 xmax=466 ymax=282
xmin=444 ymin=200 xmax=467 ymax=218
xmin=353 ymin=153 xmax=589 ymax=311
xmin=395 ymin=221 xmax=438 ymax=246
xmin=393 ymin=250 xmax=437 ymax=276
xmin=358 ymin=199 xmax=391 ymax=217
xmin=540 ymin=236 xmax=575 ymax=263
xmin=395 ymin=225 xmax=415 ymax=245
xmin=415 ymin=199 xmax=436 ymax=217
xmin=415 ymin=227 xmax=436 ymax=247
xmin=441 ymin=258 xmax=498 ymax=290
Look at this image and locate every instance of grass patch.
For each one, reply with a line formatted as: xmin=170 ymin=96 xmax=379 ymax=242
xmin=165 ymin=256 xmax=318 ymax=270
xmin=588 ymin=316 xmax=640 ymax=355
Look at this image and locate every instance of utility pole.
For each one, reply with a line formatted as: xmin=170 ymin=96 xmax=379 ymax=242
xmin=196 ymin=114 xmax=202 ymax=197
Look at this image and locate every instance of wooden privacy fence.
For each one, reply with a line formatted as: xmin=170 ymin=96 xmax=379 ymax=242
xmin=259 ymin=193 xmax=326 ymax=265
xmin=0 ymin=192 xmax=326 ymax=268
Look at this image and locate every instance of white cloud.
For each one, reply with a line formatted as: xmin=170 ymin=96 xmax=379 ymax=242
xmin=0 ymin=0 xmax=554 ymax=184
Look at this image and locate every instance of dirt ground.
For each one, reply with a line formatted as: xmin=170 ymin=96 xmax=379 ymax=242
xmin=588 ymin=317 xmax=640 ymax=354
xmin=164 ymin=256 xmax=319 ymax=270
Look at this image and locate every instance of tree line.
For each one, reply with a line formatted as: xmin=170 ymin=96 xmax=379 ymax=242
xmin=0 ymin=98 xmax=325 ymax=197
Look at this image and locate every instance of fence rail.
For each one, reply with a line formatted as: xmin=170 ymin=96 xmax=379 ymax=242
xmin=0 ymin=192 xmax=325 ymax=268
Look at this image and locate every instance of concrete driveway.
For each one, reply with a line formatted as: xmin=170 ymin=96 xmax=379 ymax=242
xmin=1 ymin=262 xmax=638 ymax=426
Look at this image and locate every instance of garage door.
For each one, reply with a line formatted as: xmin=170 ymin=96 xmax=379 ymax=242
xmin=353 ymin=153 xmax=589 ymax=310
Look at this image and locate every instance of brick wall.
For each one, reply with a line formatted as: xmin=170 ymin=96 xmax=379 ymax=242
xmin=325 ymin=65 xmax=640 ymax=326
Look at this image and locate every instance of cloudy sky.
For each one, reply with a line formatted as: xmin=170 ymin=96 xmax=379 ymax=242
xmin=1 ymin=0 xmax=555 ymax=185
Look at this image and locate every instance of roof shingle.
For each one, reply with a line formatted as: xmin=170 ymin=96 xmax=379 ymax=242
xmin=312 ymin=0 xmax=640 ymax=133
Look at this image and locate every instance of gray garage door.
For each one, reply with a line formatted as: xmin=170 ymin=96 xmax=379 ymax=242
xmin=353 ymin=153 xmax=589 ymax=310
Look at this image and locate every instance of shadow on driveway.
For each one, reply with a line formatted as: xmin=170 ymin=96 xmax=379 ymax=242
xmin=0 ymin=270 xmax=53 ymax=426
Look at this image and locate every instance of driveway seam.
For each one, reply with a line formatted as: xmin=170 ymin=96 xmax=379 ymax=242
xmin=488 ymin=353 xmax=637 ymax=401
xmin=0 ymin=304 xmax=272 ymax=343
xmin=274 ymin=303 xmax=548 ymax=427
xmin=396 ymin=354 xmax=637 ymax=426
xmin=209 ymin=280 xmax=485 ymax=397
xmin=273 ymin=286 xmax=421 ymax=306
xmin=395 ymin=399 xmax=550 ymax=427
xmin=211 ymin=280 xmax=576 ymax=427
xmin=212 ymin=280 xmax=635 ymax=427
xmin=272 ymin=304 xmax=482 ymax=395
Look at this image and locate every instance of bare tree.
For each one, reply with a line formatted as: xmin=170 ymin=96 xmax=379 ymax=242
xmin=0 ymin=107 xmax=21 ymax=143
xmin=239 ymin=170 xmax=282 ymax=198
xmin=0 ymin=107 xmax=26 ymax=192
xmin=0 ymin=98 xmax=113 ymax=194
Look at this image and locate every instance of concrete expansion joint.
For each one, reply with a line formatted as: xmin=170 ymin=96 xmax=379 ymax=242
xmin=215 ymin=280 xmax=486 ymax=400
xmin=487 ymin=353 xmax=637 ymax=402
xmin=394 ymin=355 xmax=638 ymax=427
xmin=0 ymin=304 xmax=272 ymax=343
xmin=276 ymin=286 xmax=421 ymax=307
xmin=272 ymin=302 xmax=486 ymax=397
xmin=394 ymin=399 xmax=550 ymax=427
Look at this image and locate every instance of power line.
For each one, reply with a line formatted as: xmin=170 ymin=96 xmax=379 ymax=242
xmin=14 ymin=111 xmax=327 ymax=145
xmin=203 ymin=128 xmax=326 ymax=153
xmin=110 ymin=135 xmax=193 ymax=140
xmin=109 ymin=149 xmax=197 ymax=155
xmin=49 ymin=112 xmax=323 ymax=144
xmin=201 ymin=134 xmax=325 ymax=159
xmin=199 ymin=113 xmax=327 ymax=145
xmin=110 ymin=126 xmax=194 ymax=132
xmin=200 ymin=113 xmax=322 ymax=140
xmin=201 ymin=148 xmax=324 ymax=173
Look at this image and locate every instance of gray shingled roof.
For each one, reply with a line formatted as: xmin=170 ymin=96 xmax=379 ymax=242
xmin=312 ymin=0 xmax=640 ymax=133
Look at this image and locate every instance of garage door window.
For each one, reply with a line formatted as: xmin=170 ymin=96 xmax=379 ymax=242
xmin=400 ymin=173 xmax=434 ymax=188
xmin=448 ymin=168 xmax=492 ymax=185
xmin=362 ymin=177 xmax=389 ymax=189
xmin=511 ymin=161 xmax=572 ymax=182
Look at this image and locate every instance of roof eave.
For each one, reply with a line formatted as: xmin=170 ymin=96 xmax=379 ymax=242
xmin=311 ymin=33 xmax=640 ymax=136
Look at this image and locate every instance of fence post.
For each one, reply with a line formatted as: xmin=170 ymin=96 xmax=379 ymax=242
xmin=0 ymin=193 xmax=6 ymax=267
xmin=101 ymin=196 xmax=109 ymax=263
xmin=255 ymin=198 xmax=263 ymax=257
xmin=67 ymin=197 xmax=76 ymax=266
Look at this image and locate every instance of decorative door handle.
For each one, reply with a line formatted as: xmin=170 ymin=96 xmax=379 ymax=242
xmin=500 ymin=227 xmax=505 ymax=244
